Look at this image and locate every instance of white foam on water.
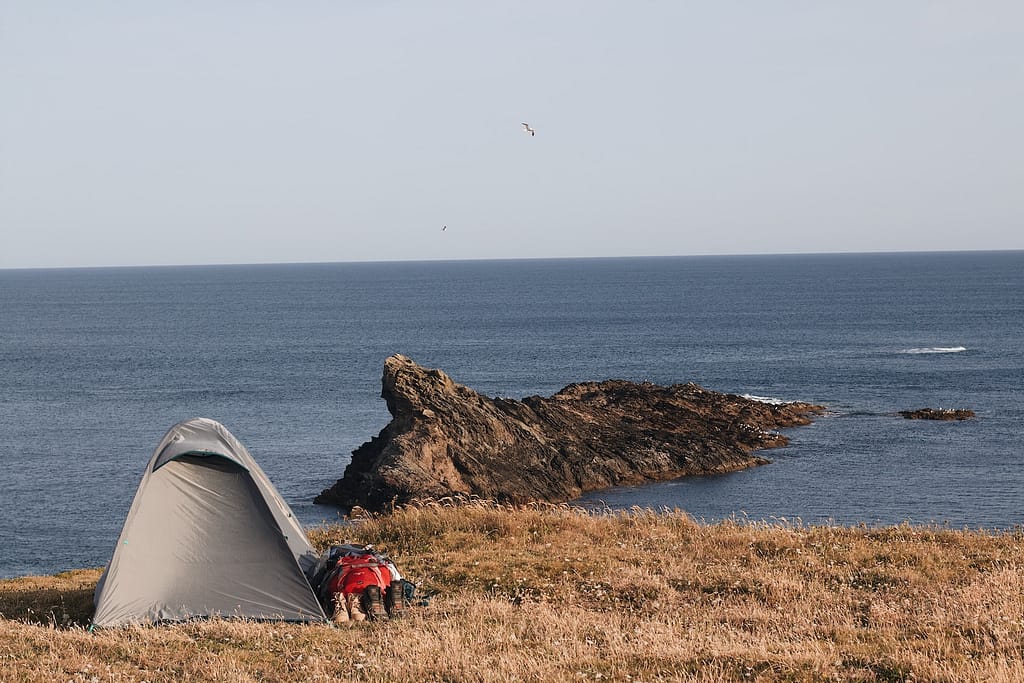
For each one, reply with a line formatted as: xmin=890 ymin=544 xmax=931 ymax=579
xmin=741 ymin=394 xmax=790 ymax=405
xmin=899 ymin=346 xmax=967 ymax=354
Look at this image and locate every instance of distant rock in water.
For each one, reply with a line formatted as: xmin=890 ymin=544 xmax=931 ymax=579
xmin=315 ymin=355 xmax=825 ymax=512
xmin=899 ymin=408 xmax=976 ymax=421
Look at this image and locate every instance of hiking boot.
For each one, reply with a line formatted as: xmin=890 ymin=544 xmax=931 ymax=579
xmin=346 ymin=592 xmax=366 ymax=622
xmin=385 ymin=580 xmax=406 ymax=618
xmin=361 ymin=585 xmax=387 ymax=621
xmin=330 ymin=593 xmax=349 ymax=625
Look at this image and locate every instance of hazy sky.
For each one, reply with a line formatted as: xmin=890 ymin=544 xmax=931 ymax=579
xmin=2 ymin=2 xmax=1022 ymax=268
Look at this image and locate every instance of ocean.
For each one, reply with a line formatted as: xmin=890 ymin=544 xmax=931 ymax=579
xmin=1 ymin=251 xmax=1021 ymax=578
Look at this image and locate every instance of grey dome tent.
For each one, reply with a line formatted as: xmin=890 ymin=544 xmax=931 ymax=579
xmin=92 ymin=418 xmax=327 ymax=627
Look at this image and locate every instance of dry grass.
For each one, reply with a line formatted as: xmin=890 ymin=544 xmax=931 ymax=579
xmin=2 ymin=500 xmax=1023 ymax=682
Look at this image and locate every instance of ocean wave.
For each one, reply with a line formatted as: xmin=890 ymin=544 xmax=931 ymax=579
xmin=741 ymin=394 xmax=790 ymax=405
xmin=899 ymin=346 xmax=967 ymax=355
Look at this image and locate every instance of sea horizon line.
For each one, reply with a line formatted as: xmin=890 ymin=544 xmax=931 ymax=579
xmin=2 ymin=248 xmax=1022 ymax=274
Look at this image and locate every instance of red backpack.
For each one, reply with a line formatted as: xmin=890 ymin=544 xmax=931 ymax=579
xmin=325 ymin=552 xmax=393 ymax=597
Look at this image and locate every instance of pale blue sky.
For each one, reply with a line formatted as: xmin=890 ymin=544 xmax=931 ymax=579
xmin=2 ymin=2 xmax=1022 ymax=268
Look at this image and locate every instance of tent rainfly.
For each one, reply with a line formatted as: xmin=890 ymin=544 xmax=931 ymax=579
xmin=92 ymin=418 xmax=327 ymax=627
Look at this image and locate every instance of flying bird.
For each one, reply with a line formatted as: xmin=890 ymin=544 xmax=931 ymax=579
xmin=521 ymin=122 xmax=535 ymax=136
xmin=441 ymin=225 xmax=447 ymax=231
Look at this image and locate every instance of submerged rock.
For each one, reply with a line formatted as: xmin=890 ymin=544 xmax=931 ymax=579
xmin=899 ymin=408 xmax=976 ymax=421
xmin=315 ymin=355 xmax=825 ymax=512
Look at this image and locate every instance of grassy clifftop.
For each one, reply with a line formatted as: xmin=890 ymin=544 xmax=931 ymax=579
xmin=1 ymin=501 xmax=1023 ymax=682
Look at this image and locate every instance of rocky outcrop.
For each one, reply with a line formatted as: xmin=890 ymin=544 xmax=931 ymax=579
xmin=899 ymin=408 xmax=975 ymax=421
xmin=315 ymin=355 xmax=825 ymax=512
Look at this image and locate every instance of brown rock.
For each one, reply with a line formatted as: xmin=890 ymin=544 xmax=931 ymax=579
xmin=899 ymin=408 xmax=976 ymax=421
xmin=315 ymin=355 xmax=825 ymax=512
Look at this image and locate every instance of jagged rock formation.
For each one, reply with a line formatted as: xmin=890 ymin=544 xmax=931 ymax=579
xmin=316 ymin=355 xmax=825 ymax=512
xmin=899 ymin=408 xmax=976 ymax=421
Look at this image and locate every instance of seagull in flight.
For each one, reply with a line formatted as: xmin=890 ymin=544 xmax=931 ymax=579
xmin=521 ymin=122 xmax=535 ymax=137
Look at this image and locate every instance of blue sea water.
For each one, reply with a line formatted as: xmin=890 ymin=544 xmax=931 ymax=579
xmin=0 ymin=251 xmax=1022 ymax=578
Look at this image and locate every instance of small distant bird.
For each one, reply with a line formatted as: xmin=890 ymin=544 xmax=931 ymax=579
xmin=441 ymin=225 xmax=447 ymax=231
xmin=521 ymin=122 xmax=535 ymax=136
